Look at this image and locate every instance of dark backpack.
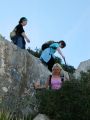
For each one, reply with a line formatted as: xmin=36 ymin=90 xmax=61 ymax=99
xmin=41 ymin=40 xmax=58 ymax=51
xmin=10 ymin=28 xmax=17 ymax=44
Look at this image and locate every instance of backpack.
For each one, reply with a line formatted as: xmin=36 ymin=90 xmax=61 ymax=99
xmin=10 ymin=28 xmax=17 ymax=44
xmin=10 ymin=29 xmax=16 ymax=39
xmin=41 ymin=40 xmax=58 ymax=51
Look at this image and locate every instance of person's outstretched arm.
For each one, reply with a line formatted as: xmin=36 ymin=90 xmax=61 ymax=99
xmin=57 ymin=47 xmax=65 ymax=59
xmin=22 ymin=32 xmax=30 ymax=43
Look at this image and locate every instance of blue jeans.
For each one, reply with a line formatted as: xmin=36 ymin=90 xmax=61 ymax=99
xmin=11 ymin=36 xmax=26 ymax=49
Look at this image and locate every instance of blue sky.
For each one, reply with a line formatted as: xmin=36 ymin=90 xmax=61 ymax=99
xmin=0 ymin=0 xmax=90 ymax=68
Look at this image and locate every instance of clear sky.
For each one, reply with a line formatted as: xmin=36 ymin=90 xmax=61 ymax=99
xmin=0 ymin=0 xmax=90 ymax=68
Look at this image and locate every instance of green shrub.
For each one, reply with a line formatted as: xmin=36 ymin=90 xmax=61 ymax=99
xmin=36 ymin=70 xmax=90 ymax=120
xmin=0 ymin=110 xmax=32 ymax=120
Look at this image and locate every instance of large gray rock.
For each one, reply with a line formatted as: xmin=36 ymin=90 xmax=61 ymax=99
xmin=0 ymin=35 xmax=69 ymax=116
xmin=0 ymin=36 xmax=50 ymax=115
xmin=61 ymin=69 xmax=69 ymax=81
xmin=33 ymin=114 xmax=49 ymax=120
xmin=74 ymin=59 xmax=90 ymax=79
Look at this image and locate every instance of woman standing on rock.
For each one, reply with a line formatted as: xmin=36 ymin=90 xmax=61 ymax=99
xmin=10 ymin=17 xmax=30 ymax=49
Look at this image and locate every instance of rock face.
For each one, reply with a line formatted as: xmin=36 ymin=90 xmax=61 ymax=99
xmin=74 ymin=59 xmax=90 ymax=79
xmin=33 ymin=114 xmax=49 ymax=120
xmin=61 ymin=69 xmax=69 ymax=81
xmin=0 ymin=35 xmax=69 ymax=116
xmin=0 ymin=36 xmax=51 ymax=115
